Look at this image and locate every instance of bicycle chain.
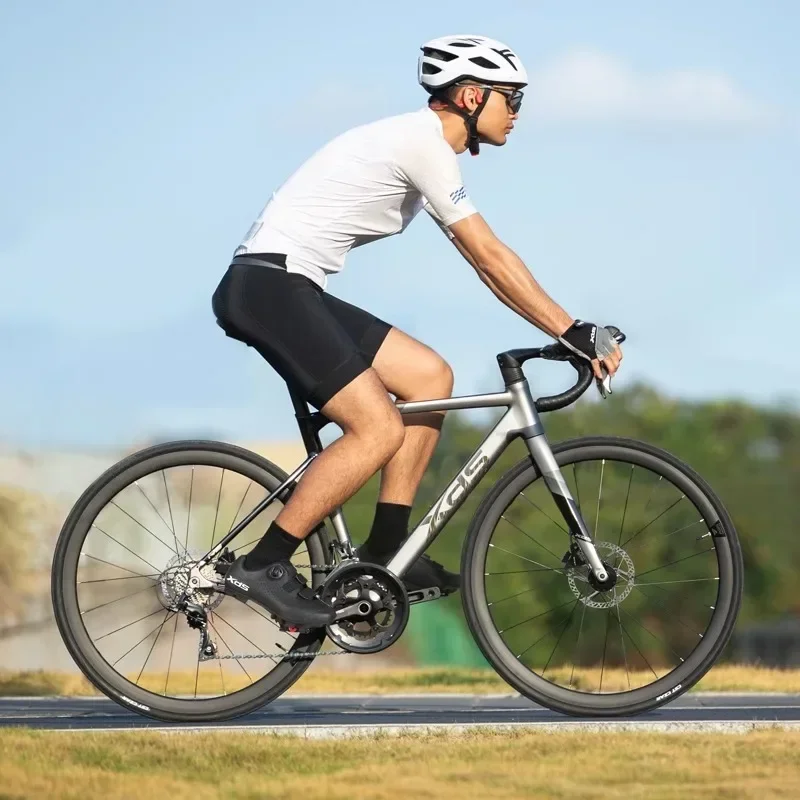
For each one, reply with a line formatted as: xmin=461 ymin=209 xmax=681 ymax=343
xmin=209 ymin=649 xmax=349 ymax=661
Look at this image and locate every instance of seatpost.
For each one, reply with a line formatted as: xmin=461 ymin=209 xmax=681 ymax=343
xmin=287 ymin=385 xmax=324 ymax=457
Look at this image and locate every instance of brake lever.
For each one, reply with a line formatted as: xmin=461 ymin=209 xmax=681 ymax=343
xmin=596 ymin=327 xmax=625 ymax=399
xmin=596 ymin=367 xmax=612 ymax=399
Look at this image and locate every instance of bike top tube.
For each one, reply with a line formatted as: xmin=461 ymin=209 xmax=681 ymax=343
xmin=396 ymin=391 xmax=513 ymax=415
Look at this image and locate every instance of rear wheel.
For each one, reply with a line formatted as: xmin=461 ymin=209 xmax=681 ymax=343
xmin=462 ymin=436 xmax=743 ymax=717
xmin=51 ymin=440 xmax=331 ymax=723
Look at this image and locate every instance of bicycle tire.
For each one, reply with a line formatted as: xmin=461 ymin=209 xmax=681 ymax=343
xmin=461 ymin=436 xmax=743 ymax=717
xmin=51 ymin=439 xmax=330 ymax=723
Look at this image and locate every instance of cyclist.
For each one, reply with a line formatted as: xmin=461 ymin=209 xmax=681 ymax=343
xmin=212 ymin=34 xmax=623 ymax=629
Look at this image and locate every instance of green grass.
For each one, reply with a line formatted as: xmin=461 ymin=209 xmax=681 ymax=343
xmin=3 ymin=664 xmax=800 ymax=698
xmin=1 ymin=728 xmax=799 ymax=799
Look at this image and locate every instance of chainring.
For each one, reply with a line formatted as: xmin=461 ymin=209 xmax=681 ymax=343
xmin=320 ymin=562 xmax=409 ymax=654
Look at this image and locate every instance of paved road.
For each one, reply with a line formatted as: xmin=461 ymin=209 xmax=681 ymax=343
xmin=2 ymin=694 xmax=800 ymax=736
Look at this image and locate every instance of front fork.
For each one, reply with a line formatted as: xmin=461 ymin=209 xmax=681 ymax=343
xmin=524 ymin=434 xmax=609 ymax=584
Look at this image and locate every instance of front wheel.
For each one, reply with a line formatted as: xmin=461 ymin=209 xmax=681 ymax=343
xmin=461 ymin=436 xmax=743 ymax=717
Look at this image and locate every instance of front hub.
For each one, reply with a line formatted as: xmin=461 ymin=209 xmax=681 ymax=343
xmin=588 ymin=562 xmax=618 ymax=593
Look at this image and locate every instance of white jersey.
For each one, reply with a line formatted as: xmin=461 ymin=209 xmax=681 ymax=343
xmin=233 ymin=107 xmax=478 ymax=289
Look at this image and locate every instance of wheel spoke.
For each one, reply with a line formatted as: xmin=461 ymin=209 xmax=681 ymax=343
xmin=500 ymin=597 xmax=577 ymax=635
xmin=96 ymin=607 xmax=167 ymax=642
xmin=572 ymin=463 xmax=581 ymax=513
xmin=80 ymin=583 xmax=158 ymax=615
xmin=599 ymin=609 xmax=611 ymax=693
xmin=228 ymin=481 xmax=255 ymax=534
xmin=89 ymin=527 xmax=163 ymax=574
xmin=618 ymin=605 xmax=686 ymax=664
xmin=488 ymin=542 xmax=562 ymax=573
xmin=542 ymin=600 xmax=580 ymax=676
xmin=164 ymin=613 xmax=179 ymax=696
xmin=208 ymin=618 xmax=254 ymax=685
xmin=136 ymin=612 xmax=175 ymax=685
xmin=133 ymin=480 xmax=185 ymax=558
xmin=568 ymin=601 xmax=588 ymax=688
xmin=500 ymin=514 xmax=565 ymax=561
xmin=488 ymin=586 xmax=537 ymax=607
xmin=213 ymin=610 xmax=279 ymax=665
xmin=111 ymin=612 xmax=171 ymax=668
xmin=617 ymin=464 xmax=635 ymax=546
xmin=621 ymin=495 xmax=685 ymax=549
xmin=614 ymin=598 xmax=631 ymax=690
xmin=211 ymin=469 xmax=226 ymax=550
xmin=633 ymin=584 xmax=705 ymax=638
xmin=485 ymin=568 xmax=561 ymax=576
xmin=635 ymin=577 xmax=719 ymax=586
xmin=79 ymin=572 xmax=159 ymax=585
xmin=109 ymin=500 xmax=179 ymax=556
xmin=517 ymin=492 xmax=568 ymax=535
xmin=162 ymin=470 xmax=178 ymax=551
xmin=635 ymin=547 xmax=715 ymax=579
xmin=618 ymin=616 xmax=660 ymax=681
xmin=663 ymin=519 xmax=704 ymax=538
xmin=185 ymin=467 xmax=194 ymax=553
xmin=594 ymin=459 xmax=605 ymax=538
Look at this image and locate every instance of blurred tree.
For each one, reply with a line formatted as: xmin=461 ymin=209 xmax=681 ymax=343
xmin=0 ymin=486 xmax=33 ymax=625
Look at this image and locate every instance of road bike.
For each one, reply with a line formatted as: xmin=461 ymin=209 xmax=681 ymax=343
xmin=51 ymin=329 xmax=743 ymax=722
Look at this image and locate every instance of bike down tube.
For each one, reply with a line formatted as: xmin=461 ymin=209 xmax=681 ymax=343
xmin=387 ymin=381 xmax=609 ymax=583
xmin=386 ymin=384 xmax=531 ymax=576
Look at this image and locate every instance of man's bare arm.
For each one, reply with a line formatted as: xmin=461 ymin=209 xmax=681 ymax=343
xmin=446 ymin=214 xmax=573 ymax=338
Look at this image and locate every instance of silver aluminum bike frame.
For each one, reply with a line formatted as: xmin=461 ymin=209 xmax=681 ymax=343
xmin=202 ymin=363 xmax=610 ymax=584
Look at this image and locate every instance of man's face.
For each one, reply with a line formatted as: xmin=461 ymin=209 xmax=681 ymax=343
xmin=458 ymin=84 xmax=522 ymax=146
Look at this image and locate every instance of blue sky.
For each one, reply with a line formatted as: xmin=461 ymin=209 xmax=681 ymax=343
xmin=1 ymin=0 xmax=798 ymax=449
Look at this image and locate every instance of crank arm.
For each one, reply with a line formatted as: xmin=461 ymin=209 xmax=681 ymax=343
xmin=407 ymin=587 xmax=443 ymax=604
xmin=333 ymin=601 xmax=373 ymax=621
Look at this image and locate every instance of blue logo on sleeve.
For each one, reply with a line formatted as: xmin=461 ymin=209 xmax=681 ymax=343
xmin=450 ymin=186 xmax=468 ymax=204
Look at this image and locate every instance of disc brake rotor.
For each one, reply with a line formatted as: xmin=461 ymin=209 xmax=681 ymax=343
xmin=566 ymin=541 xmax=635 ymax=609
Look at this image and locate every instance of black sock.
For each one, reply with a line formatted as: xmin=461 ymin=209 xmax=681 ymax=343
xmin=362 ymin=502 xmax=412 ymax=560
xmin=244 ymin=521 xmax=302 ymax=570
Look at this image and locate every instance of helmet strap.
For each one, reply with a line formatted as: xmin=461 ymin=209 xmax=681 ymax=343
xmin=442 ymin=88 xmax=492 ymax=156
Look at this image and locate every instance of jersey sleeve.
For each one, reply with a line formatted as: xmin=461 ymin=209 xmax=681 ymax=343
xmin=397 ymin=135 xmax=478 ymax=229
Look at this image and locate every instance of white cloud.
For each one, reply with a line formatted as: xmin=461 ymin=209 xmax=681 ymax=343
xmin=528 ymin=49 xmax=775 ymax=128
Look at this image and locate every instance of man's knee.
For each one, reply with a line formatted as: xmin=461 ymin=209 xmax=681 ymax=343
xmin=400 ymin=350 xmax=454 ymax=401
xmin=412 ymin=350 xmax=454 ymax=400
xmin=322 ymin=369 xmax=405 ymax=458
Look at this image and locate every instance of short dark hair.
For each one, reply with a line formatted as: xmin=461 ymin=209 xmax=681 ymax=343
xmin=427 ymin=85 xmax=461 ymax=107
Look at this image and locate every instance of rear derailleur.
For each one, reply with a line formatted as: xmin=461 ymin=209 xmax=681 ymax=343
xmin=179 ymin=601 xmax=217 ymax=661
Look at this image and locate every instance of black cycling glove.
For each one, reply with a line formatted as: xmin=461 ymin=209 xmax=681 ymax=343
xmin=558 ymin=320 xmax=618 ymax=362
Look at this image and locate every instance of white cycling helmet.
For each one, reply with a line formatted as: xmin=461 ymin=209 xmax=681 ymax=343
xmin=418 ymin=35 xmax=528 ymax=155
xmin=418 ymin=34 xmax=528 ymax=93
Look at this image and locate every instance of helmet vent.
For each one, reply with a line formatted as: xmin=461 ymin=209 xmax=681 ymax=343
xmin=469 ymin=56 xmax=500 ymax=69
xmin=422 ymin=63 xmax=443 ymax=75
xmin=424 ymin=48 xmax=458 ymax=62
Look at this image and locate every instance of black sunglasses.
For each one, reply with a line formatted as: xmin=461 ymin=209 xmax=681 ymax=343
xmin=491 ymin=86 xmax=524 ymax=114
xmin=460 ymin=82 xmax=524 ymax=113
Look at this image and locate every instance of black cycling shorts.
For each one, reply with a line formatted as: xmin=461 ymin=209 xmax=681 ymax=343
xmin=212 ymin=257 xmax=392 ymax=410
